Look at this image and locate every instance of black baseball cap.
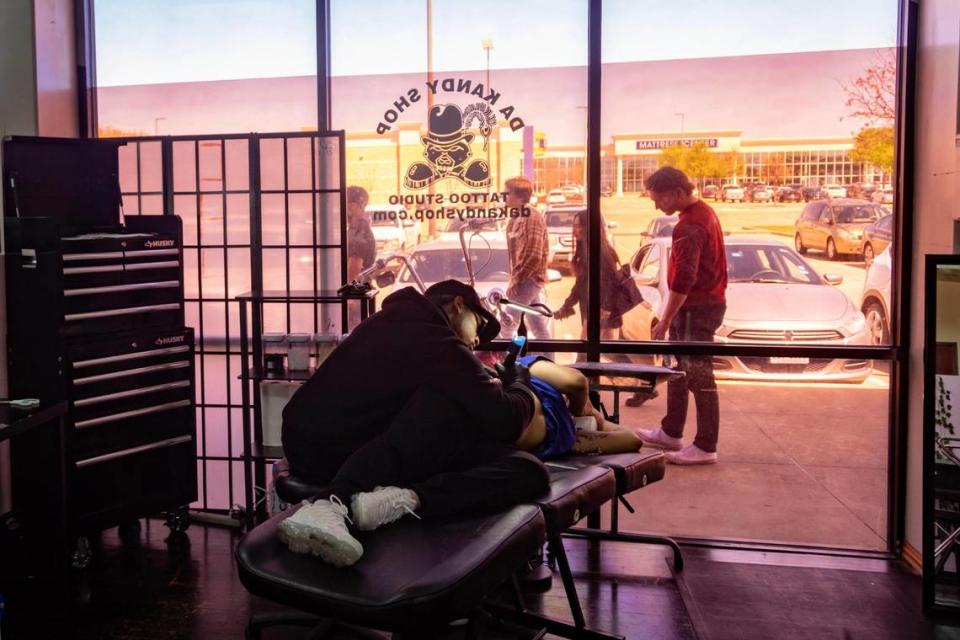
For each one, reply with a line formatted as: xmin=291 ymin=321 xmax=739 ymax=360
xmin=424 ymin=280 xmax=500 ymax=346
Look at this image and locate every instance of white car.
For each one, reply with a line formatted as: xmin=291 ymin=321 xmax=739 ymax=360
xmin=546 ymin=189 xmax=567 ymax=204
xmin=387 ymin=239 xmax=560 ymax=337
xmin=543 ymin=205 xmax=617 ymax=271
xmin=872 ymin=187 xmax=894 ymax=205
xmin=366 ymin=204 xmax=420 ymax=255
xmin=621 ymin=236 xmax=872 ymax=382
xmin=823 ymin=184 xmax=848 ymax=198
xmin=436 ymin=217 xmax=506 ymax=244
xmin=860 ymin=244 xmax=892 ymax=345
xmin=720 ymin=184 xmax=745 ymax=202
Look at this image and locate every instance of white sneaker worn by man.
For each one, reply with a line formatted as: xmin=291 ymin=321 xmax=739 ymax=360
xmin=277 ymin=496 xmax=363 ymax=567
xmin=635 ymin=427 xmax=683 ymax=451
xmin=666 ymin=444 xmax=718 ymax=465
xmin=351 ymin=486 xmax=421 ymax=531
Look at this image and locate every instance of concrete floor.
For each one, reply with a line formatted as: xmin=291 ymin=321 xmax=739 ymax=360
xmin=597 ymin=370 xmax=890 ymax=551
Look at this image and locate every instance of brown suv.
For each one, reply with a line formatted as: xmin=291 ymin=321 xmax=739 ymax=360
xmin=794 ymin=199 xmax=883 ymax=260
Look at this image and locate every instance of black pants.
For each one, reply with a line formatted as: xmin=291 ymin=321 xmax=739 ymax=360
xmin=324 ymin=387 xmax=550 ymax=518
xmin=661 ymin=303 xmax=726 ymax=453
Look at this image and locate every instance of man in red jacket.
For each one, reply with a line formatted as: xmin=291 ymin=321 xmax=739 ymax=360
xmin=281 ymin=280 xmax=547 ymax=565
xmin=637 ymin=167 xmax=727 ymax=465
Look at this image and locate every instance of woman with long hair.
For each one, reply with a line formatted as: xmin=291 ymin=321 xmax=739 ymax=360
xmin=553 ymin=209 xmax=623 ymax=340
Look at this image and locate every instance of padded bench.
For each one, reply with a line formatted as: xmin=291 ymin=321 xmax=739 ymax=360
xmin=236 ymin=503 xmax=546 ymax=638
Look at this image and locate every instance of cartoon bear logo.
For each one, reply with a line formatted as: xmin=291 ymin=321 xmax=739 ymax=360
xmin=404 ymin=104 xmax=491 ymax=190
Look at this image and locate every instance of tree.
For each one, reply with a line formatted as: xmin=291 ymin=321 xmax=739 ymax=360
xmin=97 ymin=125 xmax=146 ymax=138
xmin=850 ymin=126 xmax=894 ymax=179
xmin=841 ymin=48 xmax=896 ymax=124
xmin=657 ymin=142 xmax=714 ymax=189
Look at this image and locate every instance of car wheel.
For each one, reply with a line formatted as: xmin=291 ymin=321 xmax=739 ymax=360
xmin=863 ymin=301 xmax=889 ymax=345
xmin=863 ymin=242 xmax=875 ymax=264
xmin=795 ymin=233 xmax=807 ymax=255
xmin=826 ymin=238 xmax=838 ymax=261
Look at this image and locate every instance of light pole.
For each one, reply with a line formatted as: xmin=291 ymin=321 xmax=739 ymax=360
xmin=482 ymin=39 xmax=493 ymax=191
xmin=674 ymin=112 xmax=685 ymax=135
xmin=154 ymin=117 xmax=167 ymax=136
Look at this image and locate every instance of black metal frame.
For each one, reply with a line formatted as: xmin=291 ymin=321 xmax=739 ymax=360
xmin=77 ymin=0 xmax=917 ymax=557
xmin=922 ymin=254 xmax=960 ymax=616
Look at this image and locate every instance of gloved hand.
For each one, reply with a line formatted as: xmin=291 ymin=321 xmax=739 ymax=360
xmin=495 ymin=361 xmax=531 ymax=388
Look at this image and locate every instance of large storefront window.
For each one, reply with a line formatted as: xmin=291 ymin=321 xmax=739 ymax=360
xmin=94 ymin=0 xmax=317 ymax=136
xmin=597 ymin=0 xmax=899 ymax=549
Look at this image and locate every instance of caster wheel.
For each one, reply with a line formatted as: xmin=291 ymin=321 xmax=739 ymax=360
xmin=72 ymin=536 xmax=93 ymax=570
xmin=164 ymin=508 xmax=190 ymax=533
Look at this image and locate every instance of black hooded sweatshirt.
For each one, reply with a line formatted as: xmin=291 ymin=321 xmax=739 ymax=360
xmin=281 ymin=286 xmax=536 ymax=483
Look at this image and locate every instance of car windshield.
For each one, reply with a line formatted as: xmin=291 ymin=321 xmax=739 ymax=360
xmin=545 ymin=211 xmax=579 ymax=227
xmin=835 ymin=206 xmax=878 ymax=223
xmin=401 ymin=248 xmax=510 ymax=283
xmin=726 ymin=245 xmax=821 ymax=284
xmin=444 ymin=218 xmax=500 ymax=233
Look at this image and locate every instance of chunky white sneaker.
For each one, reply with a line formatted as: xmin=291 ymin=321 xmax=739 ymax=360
xmin=666 ymin=444 xmax=718 ymax=465
xmin=277 ymin=496 xmax=363 ymax=567
xmin=351 ymin=486 xmax=421 ymax=531
xmin=635 ymin=427 xmax=683 ymax=451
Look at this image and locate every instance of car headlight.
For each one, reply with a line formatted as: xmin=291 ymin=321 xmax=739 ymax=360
xmin=846 ymin=310 xmax=866 ymax=336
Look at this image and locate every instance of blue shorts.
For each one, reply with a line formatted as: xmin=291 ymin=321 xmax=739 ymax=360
xmin=518 ymin=355 xmax=576 ymax=460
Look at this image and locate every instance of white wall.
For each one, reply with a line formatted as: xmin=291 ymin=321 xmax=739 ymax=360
xmin=906 ymin=0 xmax=960 ymax=553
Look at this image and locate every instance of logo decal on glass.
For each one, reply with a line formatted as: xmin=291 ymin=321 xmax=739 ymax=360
xmin=405 ymin=103 xmax=492 ymax=190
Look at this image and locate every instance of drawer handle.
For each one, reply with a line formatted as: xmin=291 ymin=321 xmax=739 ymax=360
xmin=74 ymin=360 xmax=190 ymax=384
xmin=65 ymin=303 xmax=181 ymax=322
xmin=65 ymin=281 xmax=180 ymax=297
xmin=124 ymin=261 xmax=180 ymax=272
xmin=74 ymin=399 xmax=192 ymax=429
xmin=63 ymin=264 xmax=123 ymax=275
xmin=74 ymin=380 xmax=191 ymax=407
xmin=75 ymin=434 xmax=193 ymax=468
xmin=63 ymin=251 xmax=125 ymax=262
xmin=73 ymin=345 xmax=190 ymax=369
xmin=63 ymin=260 xmax=179 ymax=275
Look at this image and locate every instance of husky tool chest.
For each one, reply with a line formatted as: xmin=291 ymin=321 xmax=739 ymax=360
xmin=3 ymin=136 xmax=196 ymax=544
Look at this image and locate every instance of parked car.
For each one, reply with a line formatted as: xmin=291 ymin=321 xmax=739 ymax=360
xmin=543 ymin=204 xmax=617 ymax=271
xmin=701 ymin=184 xmax=719 ymax=199
xmin=746 ymin=184 xmax=773 ymax=202
xmin=437 ymin=217 xmax=506 ymax=244
xmin=862 ymin=214 xmax=893 ymax=264
xmin=872 ymin=187 xmax=894 ymax=204
xmin=775 ymin=186 xmax=802 ymax=202
xmin=366 ymin=204 xmax=420 ymax=255
xmin=546 ymin=189 xmax=567 ymax=204
xmin=621 ymin=236 xmax=872 ymax=382
xmin=823 ymin=184 xmax=848 ymax=198
xmin=860 ymin=243 xmax=892 ymax=345
xmin=560 ymin=184 xmax=585 ymax=202
xmin=801 ymin=185 xmax=825 ymax=202
xmin=720 ymin=184 xmax=745 ymax=202
xmin=387 ymin=239 xmax=560 ymax=336
xmin=600 ymin=185 xmax=613 ymax=197
xmin=639 ymin=215 xmax=676 ymax=246
xmin=793 ymin=199 xmax=884 ymax=260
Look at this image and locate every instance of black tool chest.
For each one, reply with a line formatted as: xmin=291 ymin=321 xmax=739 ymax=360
xmin=3 ymin=136 xmax=196 ymax=537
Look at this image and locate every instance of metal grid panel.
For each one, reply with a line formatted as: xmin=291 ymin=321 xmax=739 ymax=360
xmin=116 ymin=132 xmax=344 ymax=519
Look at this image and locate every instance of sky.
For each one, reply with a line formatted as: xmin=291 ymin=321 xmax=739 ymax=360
xmin=94 ymin=0 xmax=898 ymax=87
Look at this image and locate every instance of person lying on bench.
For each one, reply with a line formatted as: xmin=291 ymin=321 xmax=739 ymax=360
xmin=279 ymin=280 xmax=548 ymax=567
xmin=513 ymin=356 xmax=642 ymax=459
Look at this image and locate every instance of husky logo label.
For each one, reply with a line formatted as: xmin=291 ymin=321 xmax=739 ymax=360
xmin=145 ymin=239 xmax=175 ymax=248
xmin=155 ymin=335 xmax=186 ymax=346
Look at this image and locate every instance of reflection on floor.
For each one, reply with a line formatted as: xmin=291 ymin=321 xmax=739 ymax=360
xmin=3 ymin=519 xmax=953 ymax=640
xmin=592 ymin=372 xmax=890 ymax=550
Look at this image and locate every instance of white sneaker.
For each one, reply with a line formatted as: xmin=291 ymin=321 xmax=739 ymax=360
xmin=666 ymin=444 xmax=718 ymax=466
xmin=636 ymin=427 xmax=683 ymax=451
xmin=351 ymin=486 xmax=421 ymax=531
xmin=574 ymin=416 xmax=598 ymax=432
xmin=277 ymin=496 xmax=363 ymax=567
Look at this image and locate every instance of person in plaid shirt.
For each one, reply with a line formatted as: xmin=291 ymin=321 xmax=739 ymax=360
xmin=504 ymin=176 xmax=552 ymax=342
